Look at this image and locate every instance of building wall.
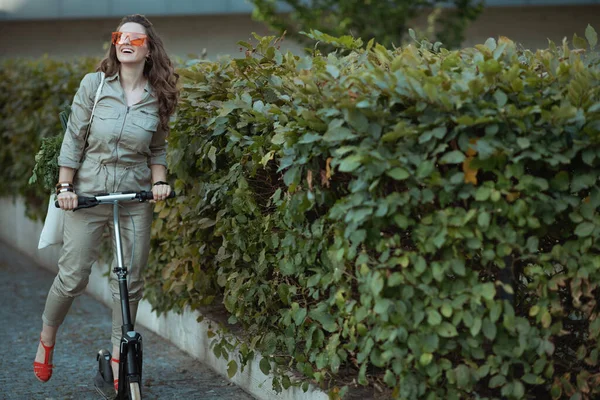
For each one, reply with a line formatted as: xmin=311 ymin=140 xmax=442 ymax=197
xmin=462 ymin=5 xmax=600 ymax=49
xmin=0 ymin=13 xmax=304 ymax=60
xmin=0 ymin=5 xmax=599 ymax=61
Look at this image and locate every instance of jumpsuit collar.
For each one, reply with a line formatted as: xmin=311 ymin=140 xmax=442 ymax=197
xmin=105 ymin=71 xmax=156 ymax=97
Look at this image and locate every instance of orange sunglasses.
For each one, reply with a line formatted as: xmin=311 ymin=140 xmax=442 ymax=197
xmin=111 ymin=31 xmax=147 ymax=47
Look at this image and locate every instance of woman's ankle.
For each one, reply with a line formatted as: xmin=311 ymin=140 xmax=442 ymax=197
xmin=40 ymin=335 xmax=55 ymax=346
xmin=40 ymin=324 xmax=59 ymax=345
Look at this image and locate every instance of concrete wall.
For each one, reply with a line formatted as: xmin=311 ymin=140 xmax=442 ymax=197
xmin=0 ymin=196 xmax=329 ymax=400
xmin=0 ymin=5 xmax=599 ymax=61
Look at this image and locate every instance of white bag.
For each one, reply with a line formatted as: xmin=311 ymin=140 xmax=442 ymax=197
xmin=38 ymin=193 xmax=65 ymax=249
xmin=37 ymin=72 xmax=106 ymax=249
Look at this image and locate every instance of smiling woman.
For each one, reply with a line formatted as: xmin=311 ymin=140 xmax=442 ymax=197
xmin=32 ymin=13 xmax=179 ymax=396
xmin=101 ymin=15 xmax=179 ymax=130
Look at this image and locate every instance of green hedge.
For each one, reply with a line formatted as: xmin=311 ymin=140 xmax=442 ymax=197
xmin=0 ymin=57 xmax=98 ymax=216
xmin=3 ymin=27 xmax=600 ymax=399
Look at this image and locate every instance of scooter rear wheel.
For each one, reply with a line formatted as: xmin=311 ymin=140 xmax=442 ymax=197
xmin=129 ymin=381 xmax=141 ymax=400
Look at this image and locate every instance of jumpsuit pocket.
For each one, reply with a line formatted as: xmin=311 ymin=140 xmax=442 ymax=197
xmin=121 ymin=115 xmax=159 ymax=154
xmin=91 ymin=107 xmax=120 ymax=139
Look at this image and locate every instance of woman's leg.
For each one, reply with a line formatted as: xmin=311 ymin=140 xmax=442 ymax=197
xmin=107 ymin=201 xmax=152 ymax=381
xmin=35 ymin=206 xmax=109 ymax=371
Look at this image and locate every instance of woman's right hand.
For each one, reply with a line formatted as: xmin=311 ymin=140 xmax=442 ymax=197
xmin=57 ymin=191 xmax=78 ymax=210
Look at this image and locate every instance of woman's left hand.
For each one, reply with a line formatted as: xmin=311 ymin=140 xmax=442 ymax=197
xmin=151 ymin=183 xmax=171 ymax=202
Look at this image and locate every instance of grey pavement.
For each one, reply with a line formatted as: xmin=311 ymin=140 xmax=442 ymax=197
xmin=0 ymin=241 xmax=255 ymax=400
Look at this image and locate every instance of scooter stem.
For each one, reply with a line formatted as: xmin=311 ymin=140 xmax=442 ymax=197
xmin=112 ymin=201 xmax=133 ymax=332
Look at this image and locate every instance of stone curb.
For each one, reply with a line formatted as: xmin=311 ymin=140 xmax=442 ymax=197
xmin=0 ymin=196 xmax=329 ymax=400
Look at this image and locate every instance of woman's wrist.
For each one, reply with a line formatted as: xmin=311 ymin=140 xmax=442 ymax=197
xmin=152 ymin=180 xmax=169 ymax=186
xmin=55 ymin=182 xmax=74 ymax=195
xmin=56 ymin=188 xmax=74 ymax=194
xmin=55 ymin=181 xmax=73 ymax=188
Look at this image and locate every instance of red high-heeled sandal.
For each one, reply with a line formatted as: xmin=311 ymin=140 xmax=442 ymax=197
xmin=112 ymin=357 xmax=119 ymax=392
xmin=33 ymin=336 xmax=55 ymax=382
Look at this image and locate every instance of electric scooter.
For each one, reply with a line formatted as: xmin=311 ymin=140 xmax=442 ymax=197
xmin=57 ymin=190 xmax=175 ymax=400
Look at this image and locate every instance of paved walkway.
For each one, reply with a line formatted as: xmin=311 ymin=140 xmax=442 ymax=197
xmin=0 ymin=241 xmax=255 ymax=400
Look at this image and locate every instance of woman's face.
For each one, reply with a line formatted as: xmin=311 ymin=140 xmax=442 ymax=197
xmin=114 ymin=22 xmax=149 ymax=65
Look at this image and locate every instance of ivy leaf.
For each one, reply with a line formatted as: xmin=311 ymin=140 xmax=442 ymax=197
xmin=437 ymin=322 xmax=458 ymax=337
xmin=259 ymin=357 xmax=271 ymax=375
xmin=279 ymin=258 xmax=296 ymax=276
xmin=455 ymin=364 xmax=470 ymax=388
xmin=489 ymin=375 xmax=506 ymax=388
xmin=298 ymin=133 xmax=322 ymax=144
xmin=415 ymin=160 xmax=435 ymax=178
xmin=345 ymin=109 xmax=369 ymax=132
xmin=338 ymin=155 xmax=362 ymax=172
xmin=573 ymin=33 xmax=588 ymax=50
xmin=309 ymin=309 xmax=338 ymax=332
xmin=475 ymin=187 xmax=491 ymax=201
xmin=227 ymin=360 xmax=238 ymax=378
xmin=208 ymin=146 xmax=217 ymax=164
xmin=409 ymin=28 xmax=417 ymax=41
xmin=370 ymin=271 xmax=384 ymax=296
xmin=513 ymin=380 xmax=525 ymax=398
xmin=482 ymin=318 xmax=497 ymax=340
xmin=586 ymin=24 xmax=598 ymax=49
xmin=283 ymin=166 xmax=301 ymax=186
xmin=480 ymin=283 xmax=496 ymax=300
xmin=294 ymin=307 xmax=308 ymax=326
xmin=451 ymin=259 xmax=466 ymax=276
xmin=470 ymin=316 xmax=482 ymax=336
xmin=386 ymin=167 xmax=410 ymax=181
xmin=197 ymin=218 xmax=217 ymax=229
xmin=571 ymin=173 xmax=596 ymax=192
xmin=516 ymin=137 xmax=530 ymax=149
xmin=478 ymin=212 xmax=491 ymax=229
xmin=575 ymin=222 xmax=595 ymax=237
xmin=440 ymin=150 xmax=466 ymax=164
xmin=551 ymin=171 xmax=569 ymax=191
xmin=441 ymin=301 xmax=453 ymax=318
xmin=485 ymin=37 xmax=497 ymax=51
xmin=420 ymin=353 xmax=433 ymax=366
xmin=427 ymin=309 xmax=443 ymax=326
xmin=324 ymin=126 xmax=357 ymax=142
xmin=326 ymin=64 xmax=340 ymax=78
xmin=494 ymin=90 xmax=507 ymax=107
xmin=541 ymin=310 xmax=552 ymax=328
xmin=523 ymin=373 xmax=542 ymax=385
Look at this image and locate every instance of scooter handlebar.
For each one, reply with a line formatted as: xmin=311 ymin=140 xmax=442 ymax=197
xmin=55 ymin=190 xmax=176 ymax=209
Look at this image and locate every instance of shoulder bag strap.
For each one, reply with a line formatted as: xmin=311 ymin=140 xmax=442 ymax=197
xmin=79 ymin=72 xmax=106 ymax=163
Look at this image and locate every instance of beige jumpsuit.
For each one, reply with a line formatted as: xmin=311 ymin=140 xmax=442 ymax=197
xmin=42 ymin=71 xmax=167 ymax=346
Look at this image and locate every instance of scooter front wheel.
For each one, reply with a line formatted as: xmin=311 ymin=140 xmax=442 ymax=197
xmin=129 ymin=381 xmax=141 ymax=400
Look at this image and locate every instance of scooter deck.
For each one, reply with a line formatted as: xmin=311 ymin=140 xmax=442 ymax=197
xmin=94 ymin=371 xmax=117 ymax=400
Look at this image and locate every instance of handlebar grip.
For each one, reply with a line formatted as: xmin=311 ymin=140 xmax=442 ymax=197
xmin=138 ymin=190 xmax=176 ymax=201
xmin=55 ymin=196 xmax=96 ymax=209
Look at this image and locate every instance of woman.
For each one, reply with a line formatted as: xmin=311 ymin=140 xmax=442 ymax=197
xmin=33 ymin=14 xmax=179 ymax=392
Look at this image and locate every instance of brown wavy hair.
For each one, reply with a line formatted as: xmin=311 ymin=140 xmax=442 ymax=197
xmin=98 ymin=14 xmax=179 ymax=132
